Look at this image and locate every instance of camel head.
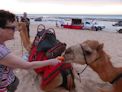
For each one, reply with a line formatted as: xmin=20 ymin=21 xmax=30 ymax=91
xmin=17 ymin=22 xmax=27 ymax=31
xmin=63 ymin=40 xmax=104 ymax=65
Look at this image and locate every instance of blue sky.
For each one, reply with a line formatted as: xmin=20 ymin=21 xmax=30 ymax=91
xmin=0 ymin=0 xmax=122 ymax=14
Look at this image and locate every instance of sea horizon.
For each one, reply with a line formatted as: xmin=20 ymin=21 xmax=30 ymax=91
xmin=17 ymin=14 xmax=122 ymax=20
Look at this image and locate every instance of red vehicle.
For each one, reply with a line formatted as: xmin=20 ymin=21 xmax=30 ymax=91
xmin=63 ymin=25 xmax=83 ymax=29
xmin=63 ymin=18 xmax=84 ymax=30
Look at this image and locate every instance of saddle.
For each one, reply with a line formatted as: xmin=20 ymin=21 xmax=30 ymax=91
xmin=29 ymin=24 xmax=74 ymax=90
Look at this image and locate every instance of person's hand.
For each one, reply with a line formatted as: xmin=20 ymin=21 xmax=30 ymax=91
xmin=57 ymin=56 xmax=65 ymax=61
xmin=49 ymin=58 xmax=61 ymax=65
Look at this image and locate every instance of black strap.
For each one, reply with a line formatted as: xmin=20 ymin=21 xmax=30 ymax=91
xmin=80 ymin=45 xmax=88 ymax=65
xmin=43 ymin=63 xmax=64 ymax=81
xmin=110 ymin=73 xmax=122 ymax=84
xmin=78 ymin=44 xmax=101 ymax=76
xmin=43 ymin=63 xmax=72 ymax=81
xmin=60 ymin=68 xmax=74 ymax=90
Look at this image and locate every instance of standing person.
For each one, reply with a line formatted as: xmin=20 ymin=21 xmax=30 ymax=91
xmin=0 ymin=10 xmax=61 ymax=92
xmin=16 ymin=16 xmax=19 ymax=22
xmin=56 ymin=21 xmax=59 ymax=27
xmin=21 ymin=12 xmax=30 ymax=38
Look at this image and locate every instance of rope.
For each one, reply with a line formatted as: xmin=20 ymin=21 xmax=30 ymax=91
xmin=77 ymin=65 xmax=88 ymax=82
xmin=20 ymin=35 xmax=24 ymax=56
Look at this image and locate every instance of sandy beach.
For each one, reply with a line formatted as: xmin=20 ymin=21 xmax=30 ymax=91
xmin=5 ymin=20 xmax=122 ymax=92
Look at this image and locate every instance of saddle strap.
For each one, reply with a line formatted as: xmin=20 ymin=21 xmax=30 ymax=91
xmin=60 ymin=68 xmax=75 ymax=90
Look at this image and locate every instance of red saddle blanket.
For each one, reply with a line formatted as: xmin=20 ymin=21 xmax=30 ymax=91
xmin=29 ymin=46 xmax=72 ymax=88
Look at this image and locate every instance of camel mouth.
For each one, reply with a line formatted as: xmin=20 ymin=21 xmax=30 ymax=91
xmin=62 ymin=54 xmax=73 ymax=63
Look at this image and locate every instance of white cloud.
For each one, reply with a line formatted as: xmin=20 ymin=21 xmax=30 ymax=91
xmin=0 ymin=0 xmax=122 ymax=14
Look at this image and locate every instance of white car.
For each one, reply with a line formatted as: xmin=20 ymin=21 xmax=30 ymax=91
xmin=117 ymin=28 xmax=122 ymax=33
xmin=83 ymin=21 xmax=92 ymax=30
xmin=83 ymin=21 xmax=105 ymax=31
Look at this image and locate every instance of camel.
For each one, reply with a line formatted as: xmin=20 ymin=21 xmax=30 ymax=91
xmin=17 ymin=23 xmax=107 ymax=92
xmin=17 ymin=22 xmax=32 ymax=52
xmin=17 ymin=23 xmax=106 ymax=92
xmin=16 ymin=22 xmax=76 ymax=92
xmin=63 ymin=40 xmax=122 ymax=92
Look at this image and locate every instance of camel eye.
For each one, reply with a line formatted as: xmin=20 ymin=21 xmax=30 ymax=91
xmin=84 ymin=50 xmax=92 ymax=55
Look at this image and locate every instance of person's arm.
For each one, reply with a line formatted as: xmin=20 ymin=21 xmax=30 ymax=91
xmin=0 ymin=53 xmax=61 ymax=69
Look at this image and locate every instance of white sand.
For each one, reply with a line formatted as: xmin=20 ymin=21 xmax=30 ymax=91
xmin=6 ymin=20 xmax=122 ymax=92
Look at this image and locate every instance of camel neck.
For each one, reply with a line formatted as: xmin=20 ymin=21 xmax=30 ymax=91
xmin=89 ymin=59 xmax=121 ymax=83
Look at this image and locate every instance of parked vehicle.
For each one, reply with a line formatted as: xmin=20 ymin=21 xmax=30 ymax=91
xmin=83 ymin=22 xmax=92 ymax=30
xmin=113 ymin=21 xmax=122 ymax=26
xmin=34 ymin=17 xmax=42 ymax=21
xmin=117 ymin=29 xmax=122 ymax=33
xmin=83 ymin=21 xmax=105 ymax=31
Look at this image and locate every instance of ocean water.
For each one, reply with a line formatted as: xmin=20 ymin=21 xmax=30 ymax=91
xmin=17 ymin=14 xmax=122 ymax=32
xmin=17 ymin=14 xmax=122 ymax=20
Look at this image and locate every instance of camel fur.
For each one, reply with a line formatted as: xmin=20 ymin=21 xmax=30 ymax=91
xmin=63 ymin=40 xmax=122 ymax=92
xmin=16 ymin=23 xmax=104 ymax=92
xmin=16 ymin=22 xmax=76 ymax=92
xmin=17 ymin=22 xmax=31 ymax=52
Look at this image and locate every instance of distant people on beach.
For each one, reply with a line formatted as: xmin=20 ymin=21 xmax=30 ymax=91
xmin=56 ymin=21 xmax=59 ymax=27
xmin=21 ymin=12 xmax=30 ymax=38
xmin=60 ymin=21 xmax=64 ymax=28
xmin=61 ymin=24 xmax=63 ymax=28
xmin=0 ymin=10 xmax=61 ymax=92
xmin=16 ymin=16 xmax=19 ymax=22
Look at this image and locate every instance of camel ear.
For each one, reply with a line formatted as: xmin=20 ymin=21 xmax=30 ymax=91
xmin=97 ymin=43 xmax=104 ymax=51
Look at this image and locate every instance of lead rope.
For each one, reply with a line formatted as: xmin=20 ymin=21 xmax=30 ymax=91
xmin=77 ymin=65 xmax=88 ymax=82
xmin=77 ymin=45 xmax=88 ymax=82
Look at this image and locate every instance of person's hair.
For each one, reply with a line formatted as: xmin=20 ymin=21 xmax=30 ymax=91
xmin=0 ymin=10 xmax=15 ymax=28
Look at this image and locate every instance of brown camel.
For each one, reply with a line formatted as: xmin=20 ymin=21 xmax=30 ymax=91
xmin=63 ymin=40 xmax=122 ymax=92
xmin=28 ymin=64 xmax=76 ymax=92
xmin=16 ymin=22 xmax=76 ymax=92
xmin=16 ymin=23 xmax=104 ymax=92
xmin=17 ymin=22 xmax=31 ymax=52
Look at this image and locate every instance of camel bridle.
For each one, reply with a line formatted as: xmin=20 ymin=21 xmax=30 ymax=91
xmin=78 ymin=44 xmax=122 ymax=84
xmin=76 ymin=44 xmax=101 ymax=82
